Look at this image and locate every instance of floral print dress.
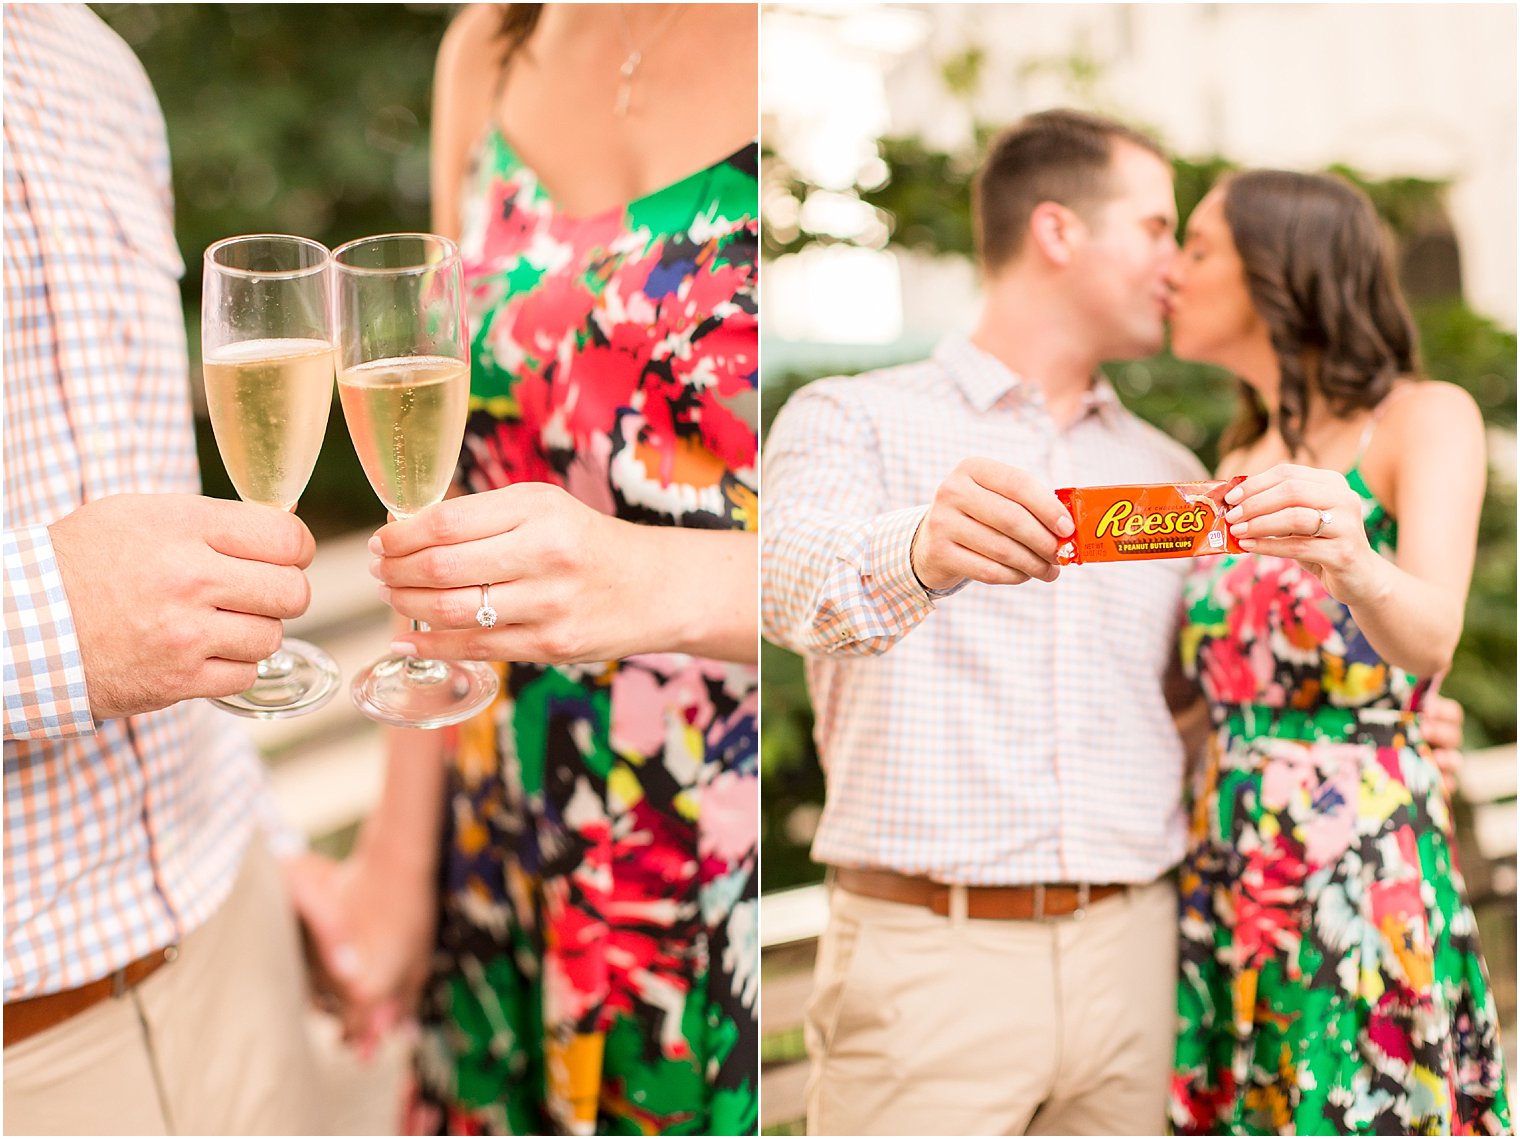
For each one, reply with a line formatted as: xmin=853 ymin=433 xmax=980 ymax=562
xmin=1170 ymin=466 xmax=1510 ymax=1135
xmin=408 ymin=129 xmax=759 ymax=1136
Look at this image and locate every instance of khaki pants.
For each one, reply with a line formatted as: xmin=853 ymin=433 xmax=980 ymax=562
xmin=4 ymin=834 xmax=326 ymax=1136
xmin=804 ymin=876 xmax=1178 ymax=1136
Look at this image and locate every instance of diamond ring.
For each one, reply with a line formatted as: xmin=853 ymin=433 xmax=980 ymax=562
xmin=475 ymin=584 xmax=498 ymax=629
xmin=1311 ymin=509 xmax=1333 ymax=537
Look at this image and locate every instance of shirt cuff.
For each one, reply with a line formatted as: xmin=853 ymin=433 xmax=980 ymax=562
xmin=867 ymin=505 xmax=968 ymax=603
xmin=3 ymin=525 xmax=96 ymax=739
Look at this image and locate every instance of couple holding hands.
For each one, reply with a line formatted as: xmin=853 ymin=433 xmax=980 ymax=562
xmin=7 ymin=3 xmax=756 ymax=1135
xmin=3 ymin=3 xmax=1507 ymax=1136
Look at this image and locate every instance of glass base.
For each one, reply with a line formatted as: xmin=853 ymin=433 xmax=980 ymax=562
xmin=211 ymin=637 xmax=340 ymax=719
xmin=350 ymin=653 xmax=498 ymax=729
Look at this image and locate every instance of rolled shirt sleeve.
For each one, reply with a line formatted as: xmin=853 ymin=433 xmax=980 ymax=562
xmin=4 ymin=524 xmax=95 ymax=740
xmin=762 ymin=381 xmax=959 ymax=658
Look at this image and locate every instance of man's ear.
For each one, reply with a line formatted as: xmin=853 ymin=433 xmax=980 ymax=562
xmin=1028 ymin=201 xmax=1084 ymax=267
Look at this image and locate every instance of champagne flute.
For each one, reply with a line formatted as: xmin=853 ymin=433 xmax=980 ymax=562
xmin=332 ymin=233 xmax=498 ymax=728
xmin=201 ymin=234 xmax=341 ymax=717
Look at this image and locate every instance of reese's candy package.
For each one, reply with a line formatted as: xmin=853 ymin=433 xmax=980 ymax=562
xmin=1054 ymin=477 xmax=1247 ymax=565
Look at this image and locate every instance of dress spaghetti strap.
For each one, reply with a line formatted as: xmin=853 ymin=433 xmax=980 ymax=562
xmin=1352 ymin=382 xmax=1413 ymax=465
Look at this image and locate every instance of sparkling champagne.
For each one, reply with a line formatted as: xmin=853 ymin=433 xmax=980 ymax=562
xmin=338 ymin=354 xmax=469 ymax=518
xmin=203 ymin=337 xmax=334 ymax=510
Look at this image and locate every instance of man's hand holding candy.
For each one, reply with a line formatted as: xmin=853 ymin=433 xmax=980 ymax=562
xmin=910 ymin=458 xmax=1073 ymax=591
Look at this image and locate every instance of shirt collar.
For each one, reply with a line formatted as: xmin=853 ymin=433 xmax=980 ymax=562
xmin=933 ymin=333 xmax=1126 ymax=424
xmin=1080 ymin=374 xmax=1124 ymax=424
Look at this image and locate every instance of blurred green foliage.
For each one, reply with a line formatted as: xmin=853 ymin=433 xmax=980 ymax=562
xmin=762 ymin=135 xmax=1518 ymax=890
xmin=94 ymin=3 xmax=452 ymax=294
xmin=93 ymin=3 xmax=458 ymax=536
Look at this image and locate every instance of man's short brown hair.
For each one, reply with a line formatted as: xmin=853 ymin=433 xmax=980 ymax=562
xmin=973 ymin=109 xmax=1168 ymax=271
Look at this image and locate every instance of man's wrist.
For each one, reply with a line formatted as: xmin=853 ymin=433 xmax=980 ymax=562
xmin=908 ymin=516 xmax=963 ymax=597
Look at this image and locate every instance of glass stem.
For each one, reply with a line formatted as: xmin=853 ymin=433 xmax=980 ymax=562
xmin=257 ymin=645 xmax=295 ymax=680
xmin=404 ymin=620 xmax=449 ymax=683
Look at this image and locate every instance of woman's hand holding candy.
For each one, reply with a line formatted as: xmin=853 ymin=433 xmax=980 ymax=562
xmin=1225 ymin=463 xmax=1391 ymax=606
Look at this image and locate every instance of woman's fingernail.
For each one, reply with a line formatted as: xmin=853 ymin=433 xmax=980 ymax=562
xmin=390 ymin=641 xmax=417 ymax=657
xmin=377 ymin=584 xmax=391 ymax=604
xmin=1230 ymin=521 xmax=1247 ymax=535
xmin=1225 ymin=505 xmax=1243 ymax=522
xmin=1225 ymin=487 xmax=1243 ymax=505
xmin=1056 ymin=515 xmax=1074 ymax=537
xmin=368 ymin=535 xmax=383 ymax=556
xmin=368 ymin=558 xmax=382 ymax=579
xmin=1238 ymin=537 xmax=1257 ymax=549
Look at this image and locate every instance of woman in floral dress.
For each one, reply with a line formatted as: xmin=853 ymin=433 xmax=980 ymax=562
xmin=1164 ymin=169 xmax=1509 ymax=1135
xmin=289 ymin=5 xmax=760 ymax=1135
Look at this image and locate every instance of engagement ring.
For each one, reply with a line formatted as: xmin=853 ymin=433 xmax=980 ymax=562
xmin=476 ymin=584 xmax=498 ymax=629
xmin=1312 ymin=509 xmax=1333 ymax=537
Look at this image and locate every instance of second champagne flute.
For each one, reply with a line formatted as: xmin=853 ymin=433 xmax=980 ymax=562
xmin=332 ymin=232 xmax=498 ymax=728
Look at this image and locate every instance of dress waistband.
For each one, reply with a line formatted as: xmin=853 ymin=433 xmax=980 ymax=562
xmin=1211 ymin=702 xmax=1420 ymax=745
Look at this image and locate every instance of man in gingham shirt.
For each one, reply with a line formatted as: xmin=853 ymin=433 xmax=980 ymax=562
xmin=764 ymin=110 xmax=1207 ymax=1135
xmin=3 ymin=6 xmax=326 ymax=1131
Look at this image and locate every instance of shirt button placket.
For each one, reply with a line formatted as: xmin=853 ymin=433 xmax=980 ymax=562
xmin=1049 ymin=428 xmax=1079 ymax=880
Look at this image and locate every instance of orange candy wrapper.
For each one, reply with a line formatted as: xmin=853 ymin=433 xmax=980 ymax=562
xmin=1054 ymin=476 xmax=1247 ymax=565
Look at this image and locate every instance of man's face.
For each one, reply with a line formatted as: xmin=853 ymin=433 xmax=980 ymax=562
xmin=1066 ymin=142 xmax=1179 ymax=361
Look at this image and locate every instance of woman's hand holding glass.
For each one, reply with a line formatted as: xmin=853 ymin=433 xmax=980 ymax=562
xmin=368 ymin=483 xmax=667 ymax=665
xmin=332 ymin=233 xmax=498 ymax=727
xmin=1224 ymin=462 xmax=1387 ymax=605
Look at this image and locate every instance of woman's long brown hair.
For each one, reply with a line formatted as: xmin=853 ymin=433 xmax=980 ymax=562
xmin=496 ymin=4 xmax=544 ymax=71
xmin=1218 ymin=170 xmax=1419 ymax=459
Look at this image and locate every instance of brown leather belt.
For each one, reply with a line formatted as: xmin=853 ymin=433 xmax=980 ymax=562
xmin=4 ymin=945 xmax=179 ymax=1048
xmin=834 ymin=867 xmax=1126 ymax=921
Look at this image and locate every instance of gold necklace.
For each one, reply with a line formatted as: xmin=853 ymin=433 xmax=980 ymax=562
xmin=614 ymin=4 xmax=683 ymax=117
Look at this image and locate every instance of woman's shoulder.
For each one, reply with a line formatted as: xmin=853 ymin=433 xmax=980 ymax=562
xmin=1379 ymin=378 xmax=1484 ymax=440
xmin=433 ymin=5 xmax=508 ymax=235
xmin=437 ymin=5 xmax=504 ymax=85
xmin=1361 ymin=378 xmax=1486 ymax=508
xmin=442 ymin=5 xmax=503 ymax=47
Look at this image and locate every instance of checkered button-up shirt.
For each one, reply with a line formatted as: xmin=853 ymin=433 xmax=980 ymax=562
xmin=3 ymin=5 xmax=276 ymax=1001
xmin=762 ymin=336 xmax=1208 ymax=885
